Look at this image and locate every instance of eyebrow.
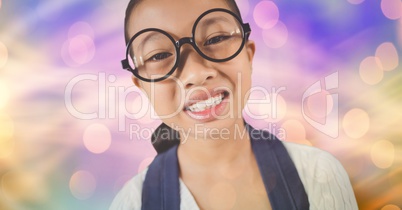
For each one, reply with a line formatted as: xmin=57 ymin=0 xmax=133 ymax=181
xmin=138 ymin=32 xmax=166 ymax=49
xmin=198 ymin=15 xmax=232 ymax=28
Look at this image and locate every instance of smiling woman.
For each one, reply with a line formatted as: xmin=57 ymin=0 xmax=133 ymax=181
xmin=110 ymin=0 xmax=358 ymax=209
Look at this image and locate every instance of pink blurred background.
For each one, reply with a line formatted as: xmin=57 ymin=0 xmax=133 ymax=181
xmin=0 ymin=0 xmax=401 ymax=209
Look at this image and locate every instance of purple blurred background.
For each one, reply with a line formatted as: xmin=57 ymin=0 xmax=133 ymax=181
xmin=0 ymin=0 xmax=401 ymax=209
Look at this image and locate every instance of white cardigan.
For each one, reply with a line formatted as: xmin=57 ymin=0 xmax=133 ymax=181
xmin=110 ymin=142 xmax=358 ymax=210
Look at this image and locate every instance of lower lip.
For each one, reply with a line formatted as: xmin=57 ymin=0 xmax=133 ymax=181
xmin=184 ymin=95 xmax=229 ymax=122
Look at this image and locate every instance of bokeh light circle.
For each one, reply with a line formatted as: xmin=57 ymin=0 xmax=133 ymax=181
xmin=371 ymin=140 xmax=395 ymax=169
xmin=306 ymin=90 xmax=334 ymax=119
xmin=68 ymin=21 xmax=95 ymax=39
xmin=255 ymin=94 xmax=287 ymax=123
xmin=83 ymin=123 xmax=112 ymax=154
xmin=208 ymin=182 xmax=237 ymax=209
xmin=262 ymin=21 xmax=288 ymax=48
xmin=108 ymin=74 xmax=117 ymax=83
xmin=281 ymin=119 xmax=311 ymax=145
xmin=69 ymin=170 xmax=97 ymax=200
xmin=253 ymin=1 xmax=280 ymax=29
xmin=359 ymin=56 xmax=384 ymax=85
xmin=375 ymin=42 xmax=399 ymax=71
xmin=342 ymin=108 xmax=370 ymax=139
xmin=347 ymin=0 xmax=365 ymax=5
xmin=138 ymin=157 xmax=155 ymax=173
xmin=381 ymin=0 xmax=402 ymax=20
xmin=0 ymin=79 xmax=10 ymax=109
xmin=382 ymin=204 xmax=401 ymax=210
xmin=0 ymin=41 xmax=8 ymax=68
xmin=68 ymin=35 xmax=96 ymax=65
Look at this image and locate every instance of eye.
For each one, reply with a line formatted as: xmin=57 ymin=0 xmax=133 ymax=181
xmin=148 ymin=52 xmax=173 ymax=62
xmin=203 ymin=35 xmax=231 ymax=46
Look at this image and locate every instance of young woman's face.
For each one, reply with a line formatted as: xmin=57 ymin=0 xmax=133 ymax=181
xmin=128 ymin=0 xmax=255 ymax=138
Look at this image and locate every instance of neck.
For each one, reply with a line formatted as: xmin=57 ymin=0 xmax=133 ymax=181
xmin=177 ymin=119 xmax=252 ymax=167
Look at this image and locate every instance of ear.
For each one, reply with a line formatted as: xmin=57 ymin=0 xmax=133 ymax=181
xmin=131 ymin=75 xmax=142 ymax=88
xmin=245 ymin=40 xmax=256 ymax=62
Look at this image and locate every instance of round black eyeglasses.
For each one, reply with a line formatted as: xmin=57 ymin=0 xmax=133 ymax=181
xmin=121 ymin=8 xmax=251 ymax=83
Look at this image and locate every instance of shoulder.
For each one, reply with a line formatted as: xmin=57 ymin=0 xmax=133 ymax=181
xmin=281 ymin=141 xmax=358 ymax=210
xmin=282 ymin=141 xmax=338 ymax=165
xmin=109 ymin=169 xmax=147 ymax=210
xmin=281 ymin=141 xmax=348 ymax=181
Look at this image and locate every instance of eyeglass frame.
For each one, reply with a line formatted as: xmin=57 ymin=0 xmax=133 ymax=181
xmin=121 ymin=8 xmax=252 ymax=83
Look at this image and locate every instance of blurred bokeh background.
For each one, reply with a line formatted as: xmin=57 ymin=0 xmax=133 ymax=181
xmin=0 ymin=0 xmax=401 ymax=209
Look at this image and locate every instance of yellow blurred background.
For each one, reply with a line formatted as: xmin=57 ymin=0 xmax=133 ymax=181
xmin=0 ymin=0 xmax=401 ymax=209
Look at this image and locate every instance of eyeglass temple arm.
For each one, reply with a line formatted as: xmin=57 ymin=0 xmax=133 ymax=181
xmin=243 ymin=23 xmax=251 ymax=40
xmin=121 ymin=59 xmax=130 ymax=70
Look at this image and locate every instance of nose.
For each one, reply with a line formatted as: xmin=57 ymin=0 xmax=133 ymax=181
xmin=177 ymin=44 xmax=218 ymax=89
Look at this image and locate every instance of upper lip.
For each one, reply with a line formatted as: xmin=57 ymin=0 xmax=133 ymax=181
xmin=183 ymin=88 xmax=228 ymax=109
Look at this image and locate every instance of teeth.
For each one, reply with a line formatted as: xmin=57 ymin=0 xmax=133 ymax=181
xmin=186 ymin=93 xmax=224 ymax=112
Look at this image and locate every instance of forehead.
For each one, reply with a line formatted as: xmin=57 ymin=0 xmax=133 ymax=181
xmin=127 ymin=0 xmax=230 ymax=38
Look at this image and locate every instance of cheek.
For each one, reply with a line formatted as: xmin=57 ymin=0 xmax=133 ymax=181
xmin=144 ymin=84 xmax=179 ymax=116
xmin=237 ymin=73 xmax=251 ymax=106
xmin=241 ymin=77 xmax=252 ymax=106
xmin=230 ymin=56 xmax=252 ymax=105
xmin=230 ymin=51 xmax=253 ymax=77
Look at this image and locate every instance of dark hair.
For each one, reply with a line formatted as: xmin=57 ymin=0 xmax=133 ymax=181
xmin=124 ymin=0 xmax=243 ymax=154
xmin=124 ymin=0 xmax=243 ymax=45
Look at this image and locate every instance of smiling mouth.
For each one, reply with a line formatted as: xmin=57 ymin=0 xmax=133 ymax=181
xmin=184 ymin=91 xmax=229 ymax=112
